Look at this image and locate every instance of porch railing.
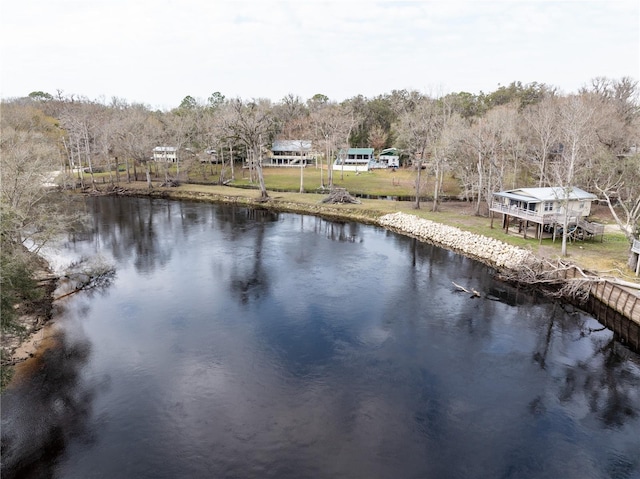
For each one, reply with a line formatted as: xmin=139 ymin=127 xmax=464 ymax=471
xmin=490 ymin=201 xmax=552 ymax=223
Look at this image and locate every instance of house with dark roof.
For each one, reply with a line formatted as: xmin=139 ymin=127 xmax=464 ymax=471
xmin=265 ymin=140 xmax=316 ymax=167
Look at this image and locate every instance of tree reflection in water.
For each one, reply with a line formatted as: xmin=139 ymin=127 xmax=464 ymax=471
xmin=227 ymin=209 xmax=278 ymax=304
xmin=1 ymin=331 xmax=97 ymax=479
xmin=531 ymin=301 xmax=639 ymax=431
xmin=2 ymin=197 xmax=638 ymax=479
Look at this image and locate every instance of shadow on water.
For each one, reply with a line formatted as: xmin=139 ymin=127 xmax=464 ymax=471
xmin=585 ymin=295 xmax=640 ymax=353
xmin=1 ymin=330 xmax=96 ymax=479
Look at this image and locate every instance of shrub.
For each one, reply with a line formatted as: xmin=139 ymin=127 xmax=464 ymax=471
xmin=0 ymin=242 xmax=43 ymax=333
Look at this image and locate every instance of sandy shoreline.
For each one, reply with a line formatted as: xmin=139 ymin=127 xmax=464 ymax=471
xmin=1 ymin=266 xmax=58 ymax=377
xmin=10 ymin=321 xmax=61 ymax=363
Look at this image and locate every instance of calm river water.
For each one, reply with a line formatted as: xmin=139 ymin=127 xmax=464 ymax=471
xmin=2 ymin=196 xmax=640 ymax=479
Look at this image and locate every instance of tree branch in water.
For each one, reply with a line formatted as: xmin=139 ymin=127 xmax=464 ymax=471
xmin=54 ymin=257 xmax=116 ymax=301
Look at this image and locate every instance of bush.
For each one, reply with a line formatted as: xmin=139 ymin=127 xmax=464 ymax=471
xmin=0 ymin=243 xmax=43 ymax=333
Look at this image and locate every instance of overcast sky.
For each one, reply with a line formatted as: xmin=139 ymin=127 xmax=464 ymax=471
xmin=1 ymin=0 xmax=638 ymax=110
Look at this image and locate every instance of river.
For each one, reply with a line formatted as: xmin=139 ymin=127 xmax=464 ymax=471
xmin=2 ymin=196 xmax=639 ymax=479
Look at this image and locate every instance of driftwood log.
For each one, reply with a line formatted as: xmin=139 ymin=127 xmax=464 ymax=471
xmin=88 ymin=185 xmax=131 ymax=196
xmin=452 ymin=282 xmax=481 ymax=298
xmin=160 ymin=178 xmax=181 ymax=187
xmin=54 ymin=257 xmax=116 ymax=301
xmin=320 ymin=188 xmax=361 ymax=204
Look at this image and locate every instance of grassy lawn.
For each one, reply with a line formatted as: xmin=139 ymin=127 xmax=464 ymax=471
xmin=193 ymin=165 xmax=461 ymax=198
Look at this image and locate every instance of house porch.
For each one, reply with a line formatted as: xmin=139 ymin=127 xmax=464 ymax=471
xmin=490 ymin=201 xmax=604 ymax=242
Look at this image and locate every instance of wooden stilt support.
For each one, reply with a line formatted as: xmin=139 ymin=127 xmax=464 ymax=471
xmin=538 ymin=224 xmax=543 ymax=244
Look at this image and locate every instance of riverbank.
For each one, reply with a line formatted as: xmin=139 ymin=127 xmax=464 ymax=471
xmin=104 ymin=181 xmax=635 ymax=277
xmin=1 ymin=181 xmax=636 ymax=384
xmin=1 ymin=259 xmax=58 ymax=389
xmin=378 ymin=211 xmax=536 ymax=271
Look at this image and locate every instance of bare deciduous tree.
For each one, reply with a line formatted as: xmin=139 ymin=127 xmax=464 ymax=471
xmin=310 ymin=102 xmax=353 ymax=188
xmin=395 ymin=97 xmax=443 ymax=209
xmin=227 ymin=98 xmax=277 ymax=201
xmin=523 ymin=95 xmax=559 ymax=187
xmin=549 ymin=94 xmax=599 ymax=256
xmin=594 ymin=153 xmax=640 ymax=268
xmin=0 ymin=102 xmax=66 ymax=249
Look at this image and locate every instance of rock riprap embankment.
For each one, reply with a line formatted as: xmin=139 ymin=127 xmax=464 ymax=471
xmin=378 ymin=212 xmax=535 ymax=271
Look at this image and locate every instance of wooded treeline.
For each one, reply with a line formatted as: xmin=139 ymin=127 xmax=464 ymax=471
xmin=1 ymin=78 xmax=640 ymax=324
xmin=5 ymin=78 xmax=640 ymax=226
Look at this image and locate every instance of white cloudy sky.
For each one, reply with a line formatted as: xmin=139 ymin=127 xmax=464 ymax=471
xmin=1 ymin=0 xmax=638 ymax=109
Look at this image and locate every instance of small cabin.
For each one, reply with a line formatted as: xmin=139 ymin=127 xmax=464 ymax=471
xmin=490 ymin=186 xmax=603 ymax=240
xmin=333 ymin=148 xmax=374 ymax=172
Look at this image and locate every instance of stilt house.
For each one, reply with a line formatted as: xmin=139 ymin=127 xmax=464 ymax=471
xmin=490 ymin=186 xmax=604 ymax=241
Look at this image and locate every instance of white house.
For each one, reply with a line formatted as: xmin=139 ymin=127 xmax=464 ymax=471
xmin=333 ymin=148 xmax=375 ymax=172
xmin=201 ymin=148 xmax=220 ymax=163
xmin=376 ymin=148 xmax=400 ymax=168
xmin=265 ymin=140 xmax=316 ymax=167
xmin=490 ymin=186 xmax=603 ymax=240
xmin=152 ymin=146 xmax=178 ymax=162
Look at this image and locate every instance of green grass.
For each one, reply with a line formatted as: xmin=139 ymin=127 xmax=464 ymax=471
xmin=230 ymin=167 xmax=413 ymax=195
xmin=193 ymin=166 xmax=460 ymax=198
xmin=83 ymin=163 xmax=462 ymax=198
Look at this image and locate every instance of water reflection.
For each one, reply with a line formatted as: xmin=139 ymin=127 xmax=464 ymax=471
xmin=1 ymin=330 xmax=96 ymax=479
xmin=229 ymin=210 xmax=273 ymax=304
xmin=1 ymin=197 xmax=639 ymax=479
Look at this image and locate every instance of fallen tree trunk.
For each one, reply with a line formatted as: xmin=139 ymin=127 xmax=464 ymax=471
xmin=320 ymin=188 xmax=361 ymax=204
xmin=452 ymin=281 xmax=480 ymax=298
xmin=497 ymin=258 xmax=604 ymax=304
xmin=54 ymin=257 xmax=116 ymax=301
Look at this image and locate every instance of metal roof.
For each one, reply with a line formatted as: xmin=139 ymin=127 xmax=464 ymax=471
xmin=272 ymin=140 xmax=312 ymax=151
xmin=494 ymin=192 xmax=542 ymax=203
xmin=494 ymin=187 xmax=597 ymax=202
xmin=348 ymin=148 xmax=374 ymax=155
xmin=380 ymin=148 xmax=398 ymax=156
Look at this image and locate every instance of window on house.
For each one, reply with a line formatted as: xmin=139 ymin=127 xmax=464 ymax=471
xmin=544 ymin=202 xmax=554 ymax=212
